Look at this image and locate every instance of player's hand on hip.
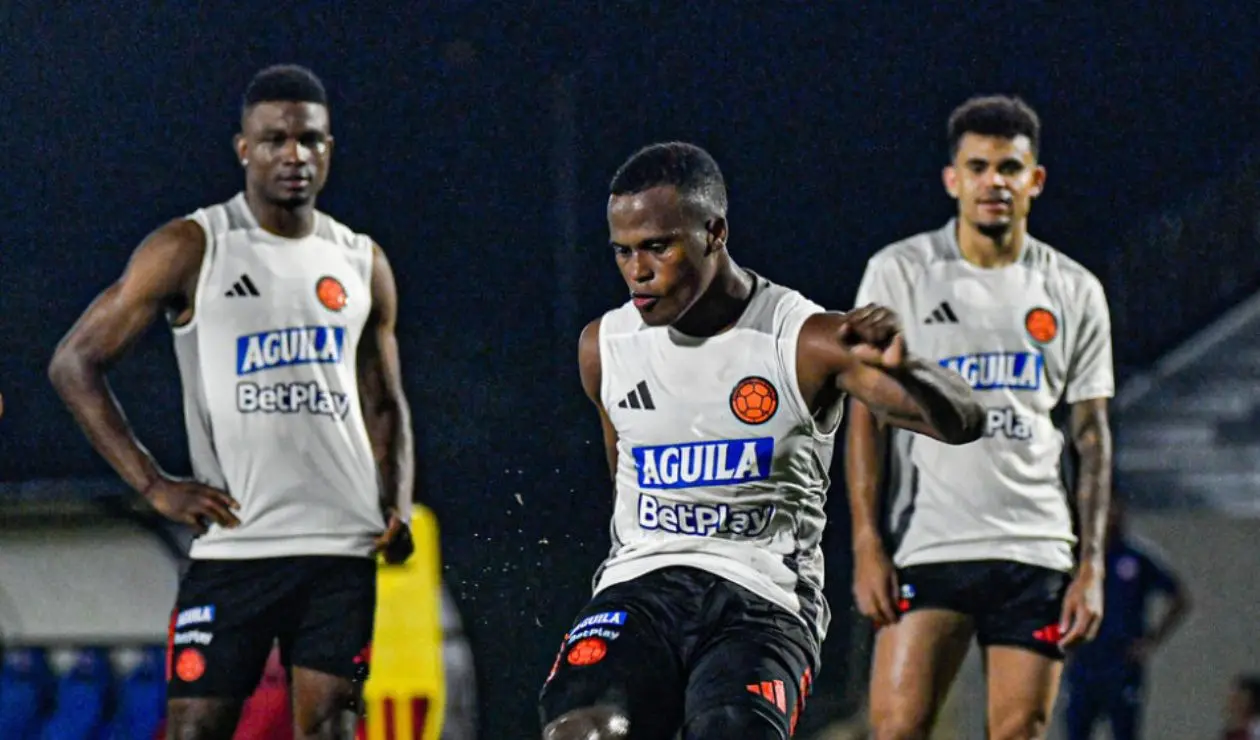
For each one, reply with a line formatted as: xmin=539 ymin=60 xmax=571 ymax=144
xmin=839 ymin=304 xmax=906 ymax=369
xmin=1058 ymin=562 xmax=1104 ymax=649
xmin=143 ymin=476 xmax=241 ymax=534
xmin=852 ymin=535 xmax=900 ymax=627
xmin=374 ymin=508 xmax=414 ymax=565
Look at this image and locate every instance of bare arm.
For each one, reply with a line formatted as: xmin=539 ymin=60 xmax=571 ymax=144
xmin=1071 ymin=397 xmax=1112 ymax=569
xmin=578 ymin=317 xmax=617 ymax=482
xmin=845 ymin=394 xmax=904 ymax=626
xmin=846 ymin=398 xmax=888 ymax=547
xmin=48 ymin=219 xmax=203 ymax=495
xmin=1056 ymin=396 xmax=1113 ymax=647
xmin=798 ymin=311 xmax=984 ymax=446
xmin=358 ymin=244 xmax=415 ymax=519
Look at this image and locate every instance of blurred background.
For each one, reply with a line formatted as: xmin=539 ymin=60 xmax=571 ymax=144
xmin=2 ymin=2 xmax=1260 ymax=738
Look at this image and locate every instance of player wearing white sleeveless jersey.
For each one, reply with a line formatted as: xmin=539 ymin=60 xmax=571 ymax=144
xmin=49 ymin=66 xmax=415 ymax=740
xmin=539 ymin=142 xmax=985 ymax=740
xmin=847 ymin=96 xmax=1114 ymax=740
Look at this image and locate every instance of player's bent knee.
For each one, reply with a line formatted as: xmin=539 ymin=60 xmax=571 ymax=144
xmin=166 ymin=699 xmax=243 ymax=740
xmin=989 ymin=708 xmax=1050 ymax=740
xmin=542 ymin=706 xmax=631 ymax=740
xmin=682 ymin=705 xmax=783 ymax=740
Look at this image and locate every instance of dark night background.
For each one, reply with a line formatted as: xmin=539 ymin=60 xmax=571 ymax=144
xmin=3 ymin=3 xmax=1260 ymax=736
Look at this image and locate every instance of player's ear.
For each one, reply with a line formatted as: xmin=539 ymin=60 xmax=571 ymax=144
xmin=942 ymin=165 xmax=960 ymax=199
xmin=233 ymin=133 xmax=248 ymax=168
xmin=1029 ymin=164 xmax=1047 ymax=199
xmin=705 ymin=216 xmax=728 ymax=254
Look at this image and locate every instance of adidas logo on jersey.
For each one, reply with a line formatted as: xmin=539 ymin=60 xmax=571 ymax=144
xmin=616 ymin=380 xmax=656 ymax=410
xmin=632 ymin=437 xmax=774 ymax=490
xmin=923 ymin=301 xmax=959 ymax=324
xmin=225 ymin=274 xmax=261 ymax=298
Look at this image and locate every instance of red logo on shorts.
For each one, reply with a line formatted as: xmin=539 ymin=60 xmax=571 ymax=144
xmin=1032 ymin=623 xmax=1062 ymax=644
xmin=566 ymin=637 xmax=608 ymax=667
xmin=175 ymin=648 xmax=206 ymax=682
xmin=353 ymin=643 xmax=372 ymax=682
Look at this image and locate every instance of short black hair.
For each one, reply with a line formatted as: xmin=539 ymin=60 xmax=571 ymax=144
xmin=947 ymin=95 xmax=1041 ymax=160
xmin=609 ymin=142 xmax=728 ymax=217
xmin=242 ymin=64 xmax=327 ymax=113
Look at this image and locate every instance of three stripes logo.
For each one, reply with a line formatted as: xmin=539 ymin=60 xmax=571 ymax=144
xmin=746 ymin=668 xmax=813 ymax=734
xmin=747 ymin=679 xmax=788 ymax=713
xmin=616 ymin=380 xmax=655 ymax=410
xmin=923 ymin=301 xmax=959 ymax=324
xmin=225 ymin=274 xmax=260 ymax=298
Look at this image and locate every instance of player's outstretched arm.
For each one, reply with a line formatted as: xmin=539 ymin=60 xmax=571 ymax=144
xmin=577 ymin=317 xmax=618 ymax=482
xmin=48 ymin=219 xmax=240 ymax=532
xmin=798 ymin=306 xmax=984 ymax=445
xmin=360 ymin=244 xmax=416 ymax=563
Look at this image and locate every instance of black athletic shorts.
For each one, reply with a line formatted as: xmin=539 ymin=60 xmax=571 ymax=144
xmin=166 ymin=555 xmax=376 ymax=699
xmin=895 ymin=559 xmax=1070 ymax=660
xmin=539 ymin=566 xmax=818 ymax=739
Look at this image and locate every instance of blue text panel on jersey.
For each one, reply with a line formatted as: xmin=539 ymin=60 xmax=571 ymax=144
xmin=938 ymin=351 xmax=1043 ymax=391
xmin=236 ymin=326 xmax=346 ymax=376
xmin=632 ymin=437 xmax=775 ymax=490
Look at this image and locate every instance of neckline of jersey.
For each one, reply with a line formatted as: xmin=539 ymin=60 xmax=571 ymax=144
xmin=942 ymin=218 xmax=1036 ymax=274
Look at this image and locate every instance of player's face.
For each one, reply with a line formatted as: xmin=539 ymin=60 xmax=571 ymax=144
xmin=608 ymin=186 xmax=721 ymax=327
xmin=944 ymin=133 xmax=1045 ymax=235
xmin=235 ymin=102 xmax=333 ymax=208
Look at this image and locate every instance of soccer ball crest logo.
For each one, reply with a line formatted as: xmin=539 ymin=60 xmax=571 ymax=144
xmin=730 ymin=376 xmax=779 ymax=425
xmin=316 ymin=275 xmax=347 ymax=312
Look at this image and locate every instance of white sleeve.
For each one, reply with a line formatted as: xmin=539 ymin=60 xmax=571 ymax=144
xmin=1065 ymin=274 xmax=1115 ymax=403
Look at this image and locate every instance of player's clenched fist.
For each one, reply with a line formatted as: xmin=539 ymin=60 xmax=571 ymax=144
xmin=839 ymin=303 xmax=906 ymax=369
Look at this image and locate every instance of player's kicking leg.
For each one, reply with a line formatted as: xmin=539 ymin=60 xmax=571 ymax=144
xmin=679 ymin=582 xmax=816 ymax=740
xmin=539 ymin=577 xmax=687 ymax=740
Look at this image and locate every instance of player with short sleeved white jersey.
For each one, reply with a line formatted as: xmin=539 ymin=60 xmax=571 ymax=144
xmin=537 ymin=142 xmax=985 ymax=740
xmin=846 ymin=96 xmax=1115 ymax=740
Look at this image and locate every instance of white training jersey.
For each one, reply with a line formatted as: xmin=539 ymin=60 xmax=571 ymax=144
xmin=173 ymin=193 xmax=385 ymax=560
xmin=592 ymin=273 xmax=842 ymax=643
xmin=855 ymin=220 xmax=1114 ymax=572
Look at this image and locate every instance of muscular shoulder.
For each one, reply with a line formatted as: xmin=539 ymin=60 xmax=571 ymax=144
xmin=578 ymin=317 xmax=603 ymax=405
xmin=133 ymin=218 xmax=206 ymax=286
